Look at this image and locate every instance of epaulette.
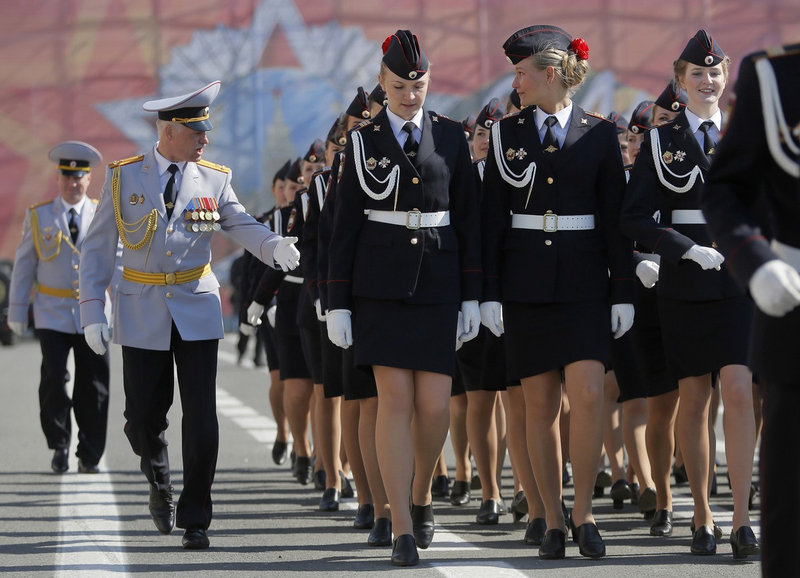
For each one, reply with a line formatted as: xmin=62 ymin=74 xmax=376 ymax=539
xmin=197 ymin=159 xmax=231 ymax=173
xmin=108 ymin=154 xmax=144 ymax=169
xmin=353 ymin=120 xmax=373 ymax=131
xmin=751 ymin=43 xmax=800 ymax=61
xmin=432 ymin=112 xmax=459 ymax=124
xmin=29 ymin=199 xmax=53 ymax=210
xmin=585 ymin=110 xmax=613 ymax=123
xmin=501 ymin=110 xmax=522 ymax=120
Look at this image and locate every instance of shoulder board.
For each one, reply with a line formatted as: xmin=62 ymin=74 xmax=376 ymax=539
xmin=584 ymin=111 xmax=612 ymax=123
xmin=197 ymin=159 xmax=231 ymax=173
xmin=751 ymin=43 xmax=800 ymax=61
xmin=108 ymin=154 xmax=144 ymax=169
xmin=312 ymin=167 xmax=331 ymax=179
xmin=29 ymin=199 xmax=54 ymax=210
xmin=353 ymin=121 xmax=373 ymax=132
xmin=501 ymin=110 xmax=522 ymax=120
xmin=431 ymin=112 xmax=459 ymax=124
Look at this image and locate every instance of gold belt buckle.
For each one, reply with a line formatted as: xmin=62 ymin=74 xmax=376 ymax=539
xmin=543 ymin=213 xmax=558 ymax=233
xmin=406 ymin=209 xmax=422 ymax=230
xmin=165 ymin=272 xmax=177 ymax=285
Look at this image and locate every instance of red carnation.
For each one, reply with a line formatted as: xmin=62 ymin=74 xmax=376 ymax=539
xmin=569 ymin=37 xmax=589 ymax=61
xmin=382 ymin=36 xmax=393 ymax=54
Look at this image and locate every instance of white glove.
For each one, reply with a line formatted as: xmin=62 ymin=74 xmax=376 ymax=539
xmin=682 ymin=245 xmax=724 ymax=271
xmin=247 ymin=302 xmax=265 ymax=326
xmin=635 ymin=260 xmax=660 ymax=289
xmin=273 ymin=236 xmax=300 ymax=272
xmin=480 ymin=301 xmax=504 ymax=337
xmin=314 ymin=299 xmax=326 ymax=322
xmin=84 ymin=322 xmax=109 ymax=355
xmin=611 ymin=304 xmax=635 ymax=339
xmin=749 ymin=259 xmax=800 ymax=317
xmin=459 ymin=300 xmax=480 ymax=342
xmin=239 ymin=322 xmax=256 ymax=337
xmin=326 ymin=309 xmax=353 ymax=349
xmin=267 ymin=305 xmax=277 ymax=328
xmin=8 ymin=320 xmax=27 ymax=337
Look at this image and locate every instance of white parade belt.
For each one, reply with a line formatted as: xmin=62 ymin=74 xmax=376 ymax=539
xmin=284 ymin=275 xmax=304 ymax=284
xmin=510 ymin=213 xmax=595 ymax=232
xmin=671 ymin=209 xmax=707 ymax=225
xmin=772 ymin=239 xmax=800 ymax=272
xmin=368 ymin=209 xmax=450 ymax=230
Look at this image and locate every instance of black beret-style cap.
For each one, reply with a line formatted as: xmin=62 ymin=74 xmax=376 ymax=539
xmin=303 ymin=139 xmax=325 ymax=164
xmin=606 ymin=111 xmax=629 ymax=135
xmin=273 ymin=159 xmax=292 ymax=184
xmin=628 ymin=101 xmax=654 ymax=134
xmin=476 ymin=98 xmax=506 ymax=129
xmin=381 ymin=30 xmax=429 ymax=80
xmin=326 ymin=116 xmax=346 ymax=148
xmin=679 ymin=29 xmax=726 ymax=67
xmin=368 ymin=83 xmax=387 ymax=107
xmin=462 ymin=115 xmax=476 ymax=141
xmin=504 ymin=25 xmax=573 ymax=65
xmin=286 ymin=158 xmax=304 ymax=185
xmin=346 ymin=87 xmax=371 ymax=120
xmin=654 ymin=82 xmax=688 ymax=112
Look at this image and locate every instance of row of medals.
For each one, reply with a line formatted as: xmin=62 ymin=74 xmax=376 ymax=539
xmin=184 ymin=208 xmax=221 ymax=232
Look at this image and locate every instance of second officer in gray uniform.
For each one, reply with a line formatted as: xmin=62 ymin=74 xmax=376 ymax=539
xmin=79 ymin=81 xmax=300 ymax=549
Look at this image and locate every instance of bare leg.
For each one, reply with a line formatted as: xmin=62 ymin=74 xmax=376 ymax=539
xmin=677 ymin=375 xmax=713 ymax=527
xmin=622 ymin=397 xmax=655 ymax=492
xmin=603 ymin=371 xmax=626 ymax=483
xmin=359 ymin=396 xmax=389 ymax=518
xmin=269 ymin=370 xmax=290 ymax=443
xmin=496 ymin=395 xmax=508 ymax=493
xmin=559 ymin=385 xmax=571 ymax=482
xmin=342 ymin=399 xmax=371 ymax=504
xmin=466 ymin=390 xmax=500 ymax=502
xmin=284 ymin=378 xmax=313 ymax=457
xmin=646 ymin=391 xmax=679 ymax=511
xmin=411 ymin=371 xmax=453 ymax=506
xmin=449 ymin=393 xmax=471 ymax=483
xmin=506 ymin=386 xmax=544 ymax=518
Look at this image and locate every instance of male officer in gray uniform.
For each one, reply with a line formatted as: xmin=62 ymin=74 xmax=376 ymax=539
xmin=8 ymin=141 xmax=113 ymax=475
xmin=79 ymin=81 xmax=300 ymax=549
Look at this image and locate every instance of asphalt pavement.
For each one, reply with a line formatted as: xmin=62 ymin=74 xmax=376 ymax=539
xmin=0 ymin=334 xmax=762 ymax=578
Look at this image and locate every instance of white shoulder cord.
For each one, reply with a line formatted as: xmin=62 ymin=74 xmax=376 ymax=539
xmin=756 ymin=57 xmax=800 ymax=178
xmin=490 ymin=122 xmax=537 ymax=208
xmin=650 ymin=129 xmax=704 ymax=194
xmin=301 ymin=191 xmax=309 ymax=220
xmin=273 ymin=207 xmax=282 ymax=233
xmin=314 ymin=173 xmax=326 ymax=209
xmin=477 ymin=159 xmax=485 ymax=182
xmin=351 ymin=129 xmax=400 ymax=201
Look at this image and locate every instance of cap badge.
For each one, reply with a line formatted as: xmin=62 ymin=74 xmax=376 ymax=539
xmin=671 ymin=101 xmax=681 ymax=111
xmin=338 ymin=137 xmax=347 ymax=145
xmin=298 ymin=175 xmax=305 ymax=185
xmin=704 ymin=55 xmax=714 ymax=65
xmin=486 ymin=119 xmax=493 ymax=127
xmin=378 ymin=157 xmax=391 ymax=169
xmin=409 ymin=71 xmax=417 ymax=79
xmin=366 ymin=157 xmax=377 ymax=171
xmin=674 ymin=150 xmax=686 ymax=162
xmin=661 ymin=151 xmax=674 ymax=164
xmin=506 ymin=148 xmax=516 ymax=161
xmin=69 ymin=160 xmax=77 ymax=168
xmin=631 ymin=125 xmax=640 ymax=134
xmin=309 ymin=155 xmax=317 ymax=163
xmin=361 ymin=110 xmax=370 ymax=119
xmin=129 ymin=193 xmax=139 ymax=205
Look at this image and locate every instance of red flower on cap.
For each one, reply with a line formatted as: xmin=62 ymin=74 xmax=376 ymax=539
xmin=382 ymin=35 xmax=393 ymax=54
xmin=569 ymin=37 xmax=589 ymax=61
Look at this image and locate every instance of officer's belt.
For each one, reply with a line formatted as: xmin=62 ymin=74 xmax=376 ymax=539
xmin=671 ymin=209 xmax=706 ymax=225
xmin=637 ymin=252 xmax=661 ymax=265
xmin=284 ymin=275 xmax=303 ymax=284
xmin=368 ymin=209 xmax=450 ymax=230
xmin=772 ymin=240 xmax=800 ymax=273
xmin=123 ymin=263 xmax=211 ymax=286
xmin=511 ymin=213 xmax=595 ymax=232
xmin=38 ymin=284 xmax=79 ymax=299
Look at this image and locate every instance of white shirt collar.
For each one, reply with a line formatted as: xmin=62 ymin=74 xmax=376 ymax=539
xmin=60 ymin=195 xmax=87 ymax=214
xmin=153 ymin=143 xmax=187 ymax=176
xmin=534 ymin=103 xmax=574 ymax=130
xmin=385 ymin=107 xmax=424 ymax=139
xmin=684 ymin=108 xmax=722 ymax=133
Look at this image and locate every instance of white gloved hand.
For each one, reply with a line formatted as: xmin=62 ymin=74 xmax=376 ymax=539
xmin=266 ymin=305 xmax=277 ymax=328
xmin=480 ymin=301 xmax=504 ymax=337
xmin=459 ymin=300 xmax=480 ymax=342
xmin=8 ymin=320 xmax=27 ymax=337
xmin=239 ymin=322 xmax=256 ymax=337
xmin=314 ymin=299 xmax=326 ymax=322
xmin=247 ymin=302 xmax=265 ymax=326
xmin=84 ymin=322 xmax=109 ymax=356
xmin=635 ymin=259 xmax=660 ymax=289
xmin=273 ymin=236 xmax=300 ymax=272
xmin=326 ymin=309 xmax=353 ymax=349
xmin=749 ymin=259 xmax=800 ymax=317
xmin=682 ymin=245 xmax=724 ymax=271
xmin=611 ymin=304 xmax=635 ymax=339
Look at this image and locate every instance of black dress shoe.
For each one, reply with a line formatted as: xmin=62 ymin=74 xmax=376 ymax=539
xmin=319 ymin=488 xmax=340 ymax=511
xmin=650 ymin=509 xmax=673 ymax=536
xmin=511 ymin=490 xmax=528 ymax=522
xmin=148 ymin=484 xmax=175 ymax=535
xmin=690 ymin=516 xmax=724 ymax=540
xmin=271 ymin=441 xmax=288 ymax=465
xmin=353 ymin=503 xmax=375 ymax=529
xmin=525 ymin=518 xmax=547 ymax=546
xmin=294 ymin=456 xmax=313 ymax=485
xmin=691 ymin=525 xmax=717 ymax=555
xmin=51 ymin=449 xmax=68 ymax=473
xmin=673 ymin=464 xmax=688 ymax=484
xmin=575 ymin=522 xmax=606 ymax=558
xmin=77 ymin=459 xmax=99 ymax=474
xmin=368 ymin=517 xmax=392 ymax=546
xmin=410 ymin=503 xmax=435 ymax=549
xmin=730 ymin=526 xmax=760 ymax=559
xmin=182 ymin=527 xmax=210 ymax=550
xmin=637 ymin=487 xmax=657 ymax=513
xmin=630 ymin=482 xmax=640 ymax=505
xmin=340 ymin=471 xmax=355 ymax=499
xmin=450 ymin=480 xmax=471 ymax=506
xmin=610 ymin=479 xmax=632 ymax=509
xmin=391 ymin=534 xmax=419 ymax=566
xmin=538 ymin=529 xmax=566 ymax=559
xmin=476 ymin=499 xmax=501 ymax=525
xmin=431 ymin=475 xmax=450 ymax=498
xmin=497 ymin=497 xmax=508 ymax=514
xmin=313 ymin=469 xmax=326 ymax=490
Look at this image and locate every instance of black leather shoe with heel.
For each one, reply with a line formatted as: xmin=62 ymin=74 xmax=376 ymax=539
xmin=410 ymin=503 xmax=435 ymax=549
xmin=391 ymin=534 xmax=419 ymax=566
xmin=730 ymin=526 xmax=760 ymax=559
xmin=538 ymin=529 xmax=566 ymax=559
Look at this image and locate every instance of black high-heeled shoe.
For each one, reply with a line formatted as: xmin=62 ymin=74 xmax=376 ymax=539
xmin=525 ymin=518 xmax=547 ymax=546
xmin=411 ymin=503 xmax=435 ymax=549
xmin=450 ymin=480 xmax=471 ymax=506
xmin=690 ymin=516 xmax=724 ymax=540
xmin=650 ymin=509 xmax=673 ymax=536
xmin=538 ymin=529 xmax=566 ymax=559
xmin=610 ymin=479 xmax=632 ymax=510
xmin=691 ymin=525 xmax=717 ymax=555
xmin=368 ymin=517 xmax=392 ymax=546
xmin=476 ymin=499 xmax=501 ymax=525
xmin=574 ymin=522 xmax=606 ymax=558
xmin=511 ymin=490 xmax=528 ymax=522
xmin=391 ymin=534 xmax=419 ymax=566
xmin=730 ymin=526 xmax=760 ymax=559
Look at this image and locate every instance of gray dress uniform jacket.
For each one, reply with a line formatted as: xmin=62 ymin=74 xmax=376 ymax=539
xmin=79 ymin=146 xmax=282 ymax=351
xmin=9 ymin=196 xmax=114 ymax=334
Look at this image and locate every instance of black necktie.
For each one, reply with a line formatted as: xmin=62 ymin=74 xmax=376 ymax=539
xmin=164 ymin=164 xmax=179 ymax=219
xmin=542 ymin=116 xmax=559 ymax=153
xmin=68 ymin=208 xmax=78 ymax=244
xmin=699 ymin=120 xmax=716 ymax=158
xmin=402 ymin=122 xmax=418 ymax=160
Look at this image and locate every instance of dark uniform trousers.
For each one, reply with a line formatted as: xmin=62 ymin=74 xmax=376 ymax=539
xmin=121 ymin=322 xmax=218 ymax=531
xmin=38 ymin=328 xmax=110 ymax=464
